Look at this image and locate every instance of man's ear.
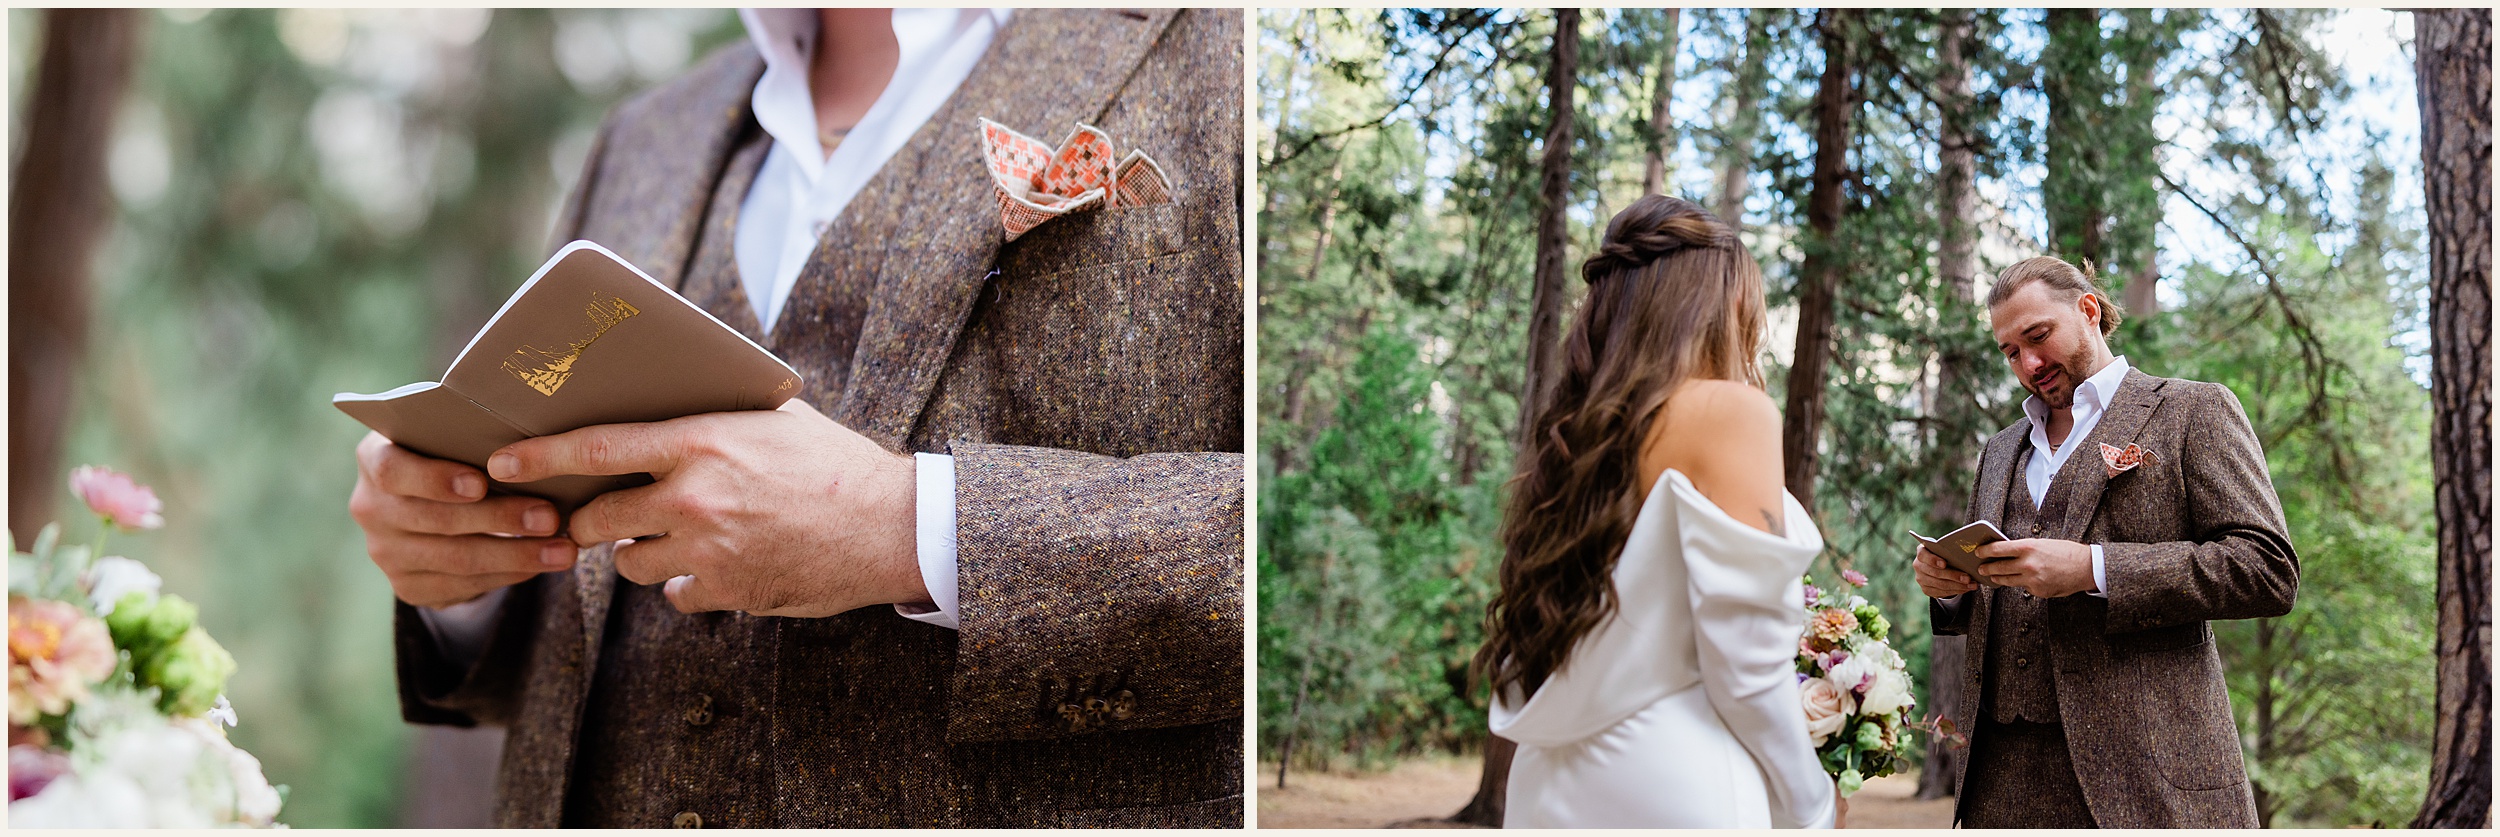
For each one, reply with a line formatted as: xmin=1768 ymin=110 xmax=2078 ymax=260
xmin=2076 ymin=291 xmax=2102 ymax=330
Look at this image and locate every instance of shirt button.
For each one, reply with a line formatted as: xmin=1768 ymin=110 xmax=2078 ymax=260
xmin=683 ymin=693 xmax=714 ymax=727
xmin=673 ymin=811 xmax=702 ymax=828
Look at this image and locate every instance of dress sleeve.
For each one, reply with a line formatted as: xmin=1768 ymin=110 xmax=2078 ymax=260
xmin=1678 ymin=488 xmax=1836 ymax=829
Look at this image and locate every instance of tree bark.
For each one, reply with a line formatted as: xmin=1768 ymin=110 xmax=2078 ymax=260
xmin=1641 ymin=8 xmax=1681 ymax=197
xmin=1461 ymin=11 xmax=1579 ymax=827
xmin=2043 ymin=8 xmax=2107 ymax=266
xmin=2412 ymin=8 xmax=2492 ymax=830
xmin=1917 ymin=8 xmax=1978 ymax=801
xmin=9 ymin=9 xmax=145 ymax=548
xmin=1515 ymin=8 xmax=1579 ymax=445
xmin=1712 ymin=11 xmax=1771 ymax=228
xmin=1780 ymin=9 xmax=1852 ymax=511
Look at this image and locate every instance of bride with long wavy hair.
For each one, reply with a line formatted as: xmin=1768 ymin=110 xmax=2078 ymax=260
xmin=1475 ymin=195 xmax=1837 ymax=828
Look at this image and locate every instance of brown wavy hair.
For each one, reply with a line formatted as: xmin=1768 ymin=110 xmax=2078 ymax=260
xmin=1474 ymin=194 xmax=1768 ymax=701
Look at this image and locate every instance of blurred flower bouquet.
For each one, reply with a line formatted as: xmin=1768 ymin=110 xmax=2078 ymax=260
xmin=8 ymin=466 xmax=284 ymax=827
xmin=1794 ymin=569 xmax=1952 ymax=798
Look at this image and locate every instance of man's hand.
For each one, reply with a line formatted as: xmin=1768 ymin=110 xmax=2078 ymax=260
xmin=485 ymin=399 xmax=925 ymax=618
xmin=350 ymin=432 xmax=576 ymax=609
xmin=1972 ymin=538 xmax=2097 ymax=598
xmin=1913 ymin=544 xmax=1978 ymax=599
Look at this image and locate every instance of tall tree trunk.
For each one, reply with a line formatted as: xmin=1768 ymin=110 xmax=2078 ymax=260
xmin=2412 ymin=8 xmax=2492 ymax=830
xmin=1712 ymin=10 xmax=1771 ymax=228
xmin=1514 ymin=8 xmax=1580 ymax=447
xmin=1780 ymin=9 xmax=1852 ymax=511
xmin=1460 ymin=11 xmax=1580 ymax=827
xmin=1641 ymin=8 xmax=1682 ymax=197
xmin=1303 ymin=149 xmax=1349 ymax=287
xmin=9 ymin=9 xmax=145 ymax=548
xmin=2109 ymin=8 xmax=2168 ymax=316
xmin=1917 ymin=8 xmax=1978 ymax=802
xmin=2043 ymin=8 xmax=2107 ymax=266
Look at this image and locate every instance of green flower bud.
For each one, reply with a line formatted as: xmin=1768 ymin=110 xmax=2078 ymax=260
xmin=1865 ymin=613 xmax=1891 ymax=642
xmin=106 ymin=592 xmax=196 ymax=660
xmin=1837 ymin=767 xmax=1864 ymax=797
xmin=139 ymin=626 xmax=235 ymax=717
xmin=1856 ymin=720 xmax=1886 ymax=752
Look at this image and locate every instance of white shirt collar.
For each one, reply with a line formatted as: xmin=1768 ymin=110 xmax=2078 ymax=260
xmin=2022 ymin=354 xmax=2132 ymax=440
xmin=737 ymin=8 xmax=1010 ymax=184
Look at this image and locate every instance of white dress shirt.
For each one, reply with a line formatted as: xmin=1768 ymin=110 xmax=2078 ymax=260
xmin=419 ymin=10 xmax=1002 ymax=654
xmin=2017 ymin=355 xmax=2131 ymax=598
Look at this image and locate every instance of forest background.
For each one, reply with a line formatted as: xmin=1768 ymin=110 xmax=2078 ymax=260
xmin=9 ymin=9 xmax=748 ymax=827
xmin=1255 ymin=7 xmax=2488 ymax=829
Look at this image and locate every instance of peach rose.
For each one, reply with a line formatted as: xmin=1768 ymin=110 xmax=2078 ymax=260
xmin=1800 ymin=676 xmax=1854 ymax=746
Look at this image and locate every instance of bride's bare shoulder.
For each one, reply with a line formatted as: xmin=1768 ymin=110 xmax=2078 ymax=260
xmin=1638 ymin=379 xmax=1786 ymax=533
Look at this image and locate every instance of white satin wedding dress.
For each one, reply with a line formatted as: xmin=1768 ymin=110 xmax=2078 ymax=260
xmin=1490 ymin=470 xmax=1836 ymax=829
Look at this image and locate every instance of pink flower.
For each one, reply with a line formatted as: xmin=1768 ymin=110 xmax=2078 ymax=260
xmin=8 ymin=744 xmax=69 ymax=801
xmin=1800 ymin=677 xmax=1855 ymax=746
xmin=1841 ymin=569 xmax=1869 ymax=587
xmin=69 ymin=466 xmax=163 ymax=531
xmin=1808 ymin=607 xmax=1860 ymax=644
xmin=8 ymin=597 xmax=119 ymax=725
xmin=1801 ymin=584 xmax=1823 ymax=607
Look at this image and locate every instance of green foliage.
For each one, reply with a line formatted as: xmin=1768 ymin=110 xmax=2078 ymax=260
xmin=17 ymin=8 xmax=744 ymax=826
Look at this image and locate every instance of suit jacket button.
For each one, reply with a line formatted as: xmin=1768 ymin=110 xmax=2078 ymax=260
xmin=1110 ymin=690 xmax=1136 ymax=720
xmin=2017 ymin=656 xmax=2031 ymax=667
xmin=673 ymin=811 xmax=702 ymax=828
xmin=2031 ymin=523 xmax=2043 ymax=535
xmin=684 ymin=693 xmax=714 ymax=727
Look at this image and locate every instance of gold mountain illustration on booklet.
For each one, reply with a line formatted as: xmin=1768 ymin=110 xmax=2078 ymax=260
xmin=334 ymin=241 xmax=801 ymax=511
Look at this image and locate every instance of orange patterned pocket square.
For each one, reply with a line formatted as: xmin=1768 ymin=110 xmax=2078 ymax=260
xmin=980 ymin=118 xmax=1175 ymax=242
xmin=2099 ymin=442 xmax=2152 ymax=478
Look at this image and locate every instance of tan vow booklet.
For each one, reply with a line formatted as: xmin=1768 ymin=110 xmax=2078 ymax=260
xmin=334 ymin=241 xmax=801 ymax=510
xmin=1911 ymin=520 xmax=2012 ymax=587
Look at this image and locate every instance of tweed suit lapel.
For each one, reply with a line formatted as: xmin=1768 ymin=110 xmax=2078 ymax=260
xmin=2053 ymin=368 xmax=2166 ymax=539
xmin=579 ymin=48 xmax=767 ymax=295
xmin=1960 ymin=425 xmax=2029 ymax=728
xmin=833 ymin=8 xmax=1181 ymax=447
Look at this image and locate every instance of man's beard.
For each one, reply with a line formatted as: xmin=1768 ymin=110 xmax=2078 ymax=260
xmin=2026 ymin=342 xmax=2098 ymax=409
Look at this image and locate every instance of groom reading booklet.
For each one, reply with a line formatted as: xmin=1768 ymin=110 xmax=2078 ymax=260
xmin=1915 ymin=255 xmax=2296 ymax=828
xmin=333 ymin=241 xmax=802 ymax=512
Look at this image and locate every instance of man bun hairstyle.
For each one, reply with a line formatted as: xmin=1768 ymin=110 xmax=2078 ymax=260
xmin=1986 ymin=255 xmax=2124 ymax=337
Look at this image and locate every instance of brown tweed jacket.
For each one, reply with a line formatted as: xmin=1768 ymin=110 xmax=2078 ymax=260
xmin=389 ymin=9 xmax=1243 ymax=827
xmin=1929 ymin=368 xmax=2298 ymax=828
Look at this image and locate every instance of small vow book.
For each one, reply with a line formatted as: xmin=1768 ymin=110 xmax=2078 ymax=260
xmin=334 ymin=241 xmax=801 ymax=511
xmin=1910 ymin=520 xmax=2012 ymax=586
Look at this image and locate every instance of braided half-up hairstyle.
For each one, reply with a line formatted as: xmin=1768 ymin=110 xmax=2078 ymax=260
xmin=1474 ymin=194 xmax=1769 ymax=702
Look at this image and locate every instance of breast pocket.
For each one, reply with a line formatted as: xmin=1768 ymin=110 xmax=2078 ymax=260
xmin=949 ymin=203 xmax=1239 ymax=456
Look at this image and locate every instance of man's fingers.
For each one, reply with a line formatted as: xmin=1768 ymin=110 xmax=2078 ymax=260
xmin=364 ymin=434 xmax=490 ymax=503
xmin=663 ymin=574 xmax=736 ymax=614
xmin=360 ymin=489 xmax=559 ymax=538
xmin=570 ymin=483 xmax=675 ymax=547
xmin=613 ymin=534 xmax=702 ymax=587
xmin=492 ymin=421 xmax=684 ymax=483
xmin=392 ymin=570 xmax=545 ymax=610
xmin=370 ymin=531 xmax=578 ymax=577
xmin=1973 ymin=540 xmax=2024 ymax=560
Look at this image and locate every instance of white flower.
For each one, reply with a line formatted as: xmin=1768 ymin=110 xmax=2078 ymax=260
xmin=207 ymin=695 xmax=239 ymax=730
xmin=1827 ymin=652 xmax=1879 ymax=697
xmin=84 ymin=555 xmax=162 ymax=616
xmin=15 ymin=692 xmax=283 ymax=827
xmin=1855 ymin=641 xmax=1915 ymax=716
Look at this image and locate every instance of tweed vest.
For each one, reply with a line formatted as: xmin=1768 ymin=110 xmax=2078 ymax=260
xmin=1983 ymin=446 xmax=2076 ymax=725
xmin=562 ymin=120 xmax=886 ymax=827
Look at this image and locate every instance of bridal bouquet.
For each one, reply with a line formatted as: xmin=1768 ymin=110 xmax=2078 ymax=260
xmin=8 ymin=466 xmax=285 ymax=827
xmin=1795 ymin=569 xmax=1915 ymax=797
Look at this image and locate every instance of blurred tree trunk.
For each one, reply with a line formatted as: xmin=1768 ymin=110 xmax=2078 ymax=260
xmin=1712 ymin=11 xmax=1770 ymax=228
xmin=2043 ymin=8 xmax=2107 ymax=266
xmin=9 ymin=9 xmax=144 ymax=547
xmin=1917 ymin=7 xmax=1977 ymax=802
xmin=1780 ymin=9 xmax=1853 ymax=511
xmin=2110 ymin=8 xmax=2170 ymax=316
xmin=1640 ymin=8 xmax=1680 ymax=197
xmin=1460 ymin=10 xmax=1578 ymax=827
xmin=2412 ymin=8 xmax=2492 ymax=830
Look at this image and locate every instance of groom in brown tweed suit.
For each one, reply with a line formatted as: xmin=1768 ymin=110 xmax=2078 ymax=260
xmin=1916 ymin=256 xmax=2298 ymax=828
xmin=357 ymin=10 xmax=1241 ymax=827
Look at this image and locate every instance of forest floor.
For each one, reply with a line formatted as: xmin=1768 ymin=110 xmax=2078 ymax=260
xmin=1255 ymin=756 xmax=1955 ymax=829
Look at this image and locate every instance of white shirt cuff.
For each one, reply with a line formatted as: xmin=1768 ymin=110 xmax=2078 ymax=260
xmin=2088 ymin=544 xmax=2108 ymax=598
xmin=894 ymin=452 xmax=961 ymax=630
xmin=415 ymin=585 xmax=510 ymax=667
